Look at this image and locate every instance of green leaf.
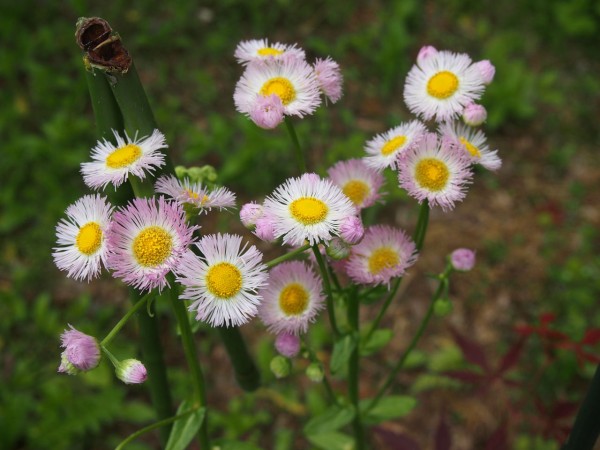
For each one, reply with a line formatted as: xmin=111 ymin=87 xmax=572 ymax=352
xmin=306 ymin=432 xmax=355 ymax=450
xmin=330 ymin=334 xmax=357 ymax=374
xmin=360 ymin=329 xmax=393 ymax=356
xmin=165 ymin=399 xmax=206 ymax=450
xmin=304 ymin=405 xmax=355 ymax=435
xmin=216 ymin=441 xmax=262 ymax=450
xmin=359 ymin=396 xmax=417 ymax=425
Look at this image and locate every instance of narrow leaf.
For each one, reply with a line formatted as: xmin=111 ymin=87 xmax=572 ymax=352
xmin=165 ymin=400 xmax=206 ymax=450
xmin=330 ymin=334 xmax=357 ymax=374
xmin=361 ymin=396 xmax=417 ymax=425
xmin=497 ymin=337 xmax=526 ymax=374
xmin=306 ymin=431 xmax=355 ymax=450
xmin=216 ymin=441 xmax=262 ymax=450
xmin=581 ymin=329 xmax=600 ymax=345
xmin=360 ymin=329 xmax=394 ymax=356
xmin=304 ymin=405 xmax=355 ymax=435
xmin=449 ymin=327 xmax=490 ymax=372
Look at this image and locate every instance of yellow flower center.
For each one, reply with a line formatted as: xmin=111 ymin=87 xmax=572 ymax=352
xmin=343 ymin=180 xmax=369 ymax=206
xmin=459 ymin=137 xmax=481 ymax=158
xmin=381 ymin=135 xmax=407 ymax=156
xmin=289 ymin=197 xmax=329 ymax=225
xmin=279 ymin=283 xmax=309 ymax=316
xmin=106 ymin=143 xmax=142 ymax=169
xmin=260 ymin=77 xmax=296 ymax=105
xmin=415 ymin=158 xmax=450 ymax=192
xmin=76 ymin=222 xmax=103 ymax=255
xmin=368 ymin=247 xmax=399 ymax=275
xmin=206 ymin=262 xmax=242 ymax=299
xmin=132 ymin=226 xmax=173 ymax=267
xmin=426 ymin=71 xmax=459 ymax=99
xmin=258 ymin=47 xmax=284 ymax=57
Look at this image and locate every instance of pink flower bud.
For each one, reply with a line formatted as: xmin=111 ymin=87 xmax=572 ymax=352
xmin=299 ymin=172 xmax=321 ymax=184
xmin=417 ymin=45 xmax=438 ymax=66
xmin=58 ymin=325 xmax=100 ymax=373
xmin=339 ymin=215 xmax=364 ymax=245
xmin=254 ymin=214 xmax=277 ymax=243
xmin=275 ymin=333 xmax=301 ymax=358
xmin=462 ymin=103 xmax=487 ymax=126
xmin=314 ymin=57 xmax=343 ymax=104
xmin=116 ymin=359 xmax=147 ymax=384
xmin=250 ymin=94 xmax=285 ymax=129
xmin=473 ymin=60 xmax=495 ymax=85
xmin=240 ymin=202 xmax=263 ymax=229
xmin=451 ymin=248 xmax=476 ymax=271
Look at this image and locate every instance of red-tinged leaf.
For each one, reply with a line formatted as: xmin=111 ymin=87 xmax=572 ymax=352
xmin=484 ymin=421 xmax=508 ymax=450
xmin=501 ymin=379 xmax=522 ymax=389
xmin=580 ymin=351 xmax=600 ymax=364
xmin=551 ymin=401 xmax=578 ymax=419
xmin=434 ymin=414 xmax=452 ymax=450
xmin=581 ymin=329 xmax=600 ymax=345
xmin=449 ymin=327 xmax=490 ymax=372
xmin=443 ymin=370 xmax=486 ymax=384
xmin=496 ymin=337 xmax=526 ymax=375
xmin=540 ymin=312 xmax=556 ymax=325
xmin=514 ymin=324 xmax=534 ymax=336
xmin=373 ymin=427 xmax=421 ymax=450
xmin=543 ymin=329 xmax=569 ymax=341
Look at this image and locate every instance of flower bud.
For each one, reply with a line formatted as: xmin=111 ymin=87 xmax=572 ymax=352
xmin=58 ymin=325 xmax=101 ymax=373
xmin=473 ymin=60 xmax=495 ymax=85
xmin=58 ymin=354 xmax=80 ymax=375
xmin=254 ymin=214 xmax=277 ymax=243
xmin=240 ymin=202 xmax=263 ymax=229
xmin=306 ymin=362 xmax=324 ymax=383
xmin=450 ymin=248 xmax=476 ymax=272
xmin=270 ymin=355 xmax=291 ymax=379
xmin=417 ymin=45 xmax=438 ymax=66
xmin=462 ymin=103 xmax=487 ymax=127
xmin=187 ymin=165 xmax=217 ymax=183
xmin=434 ymin=298 xmax=453 ymax=317
xmin=174 ymin=165 xmax=188 ymax=179
xmin=299 ymin=173 xmax=321 ymax=184
xmin=339 ymin=215 xmax=364 ymax=245
xmin=275 ymin=333 xmax=301 ymax=358
xmin=116 ymin=359 xmax=148 ymax=384
xmin=326 ymin=237 xmax=351 ymax=260
xmin=250 ymin=94 xmax=285 ymax=129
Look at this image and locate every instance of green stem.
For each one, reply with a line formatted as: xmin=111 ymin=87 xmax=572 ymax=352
xmin=265 ymin=244 xmax=311 ymax=269
xmin=368 ymin=273 xmax=446 ymax=410
xmin=347 ymin=288 xmax=366 ymax=450
xmin=312 ymin=245 xmax=340 ymax=336
xmin=364 ymin=201 xmax=430 ymax=342
xmin=218 ymin=326 xmax=261 ymax=392
xmin=302 ymin=336 xmax=337 ymax=404
xmin=168 ymin=277 xmax=210 ymax=449
xmin=101 ymin=290 xmax=155 ymax=347
xmin=284 ymin=116 xmax=307 ymax=173
xmin=115 ymin=406 xmax=201 ymax=450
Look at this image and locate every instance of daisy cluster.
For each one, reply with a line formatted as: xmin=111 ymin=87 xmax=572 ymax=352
xmin=233 ymin=38 xmax=343 ymax=129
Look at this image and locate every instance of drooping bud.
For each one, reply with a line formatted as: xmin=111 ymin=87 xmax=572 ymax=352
xmin=434 ymin=298 xmax=453 ymax=317
xmin=275 ymin=333 xmax=301 ymax=358
xmin=339 ymin=215 xmax=364 ymax=245
xmin=473 ymin=60 xmax=495 ymax=85
xmin=250 ymin=94 xmax=285 ymax=129
xmin=58 ymin=325 xmax=101 ymax=373
xmin=417 ymin=45 xmax=438 ymax=66
xmin=116 ymin=359 xmax=148 ymax=384
xmin=306 ymin=362 xmax=324 ymax=383
xmin=240 ymin=202 xmax=264 ymax=229
xmin=462 ymin=103 xmax=487 ymax=126
xmin=270 ymin=355 xmax=292 ymax=379
xmin=450 ymin=248 xmax=476 ymax=272
xmin=326 ymin=237 xmax=351 ymax=260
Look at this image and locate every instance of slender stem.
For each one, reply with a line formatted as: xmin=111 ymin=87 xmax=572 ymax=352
xmin=364 ymin=277 xmax=403 ymax=343
xmin=168 ymin=278 xmax=210 ymax=449
xmin=347 ymin=288 xmax=366 ymax=449
xmin=101 ymin=291 xmax=155 ymax=347
xmin=100 ymin=345 xmax=120 ymax=367
xmin=368 ymin=274 xmax=446 ymax=410
xmin=284 ymin=116 xmax=307 ymax=173
xmin=302 ymin=336 xmax=337 ymax=404
xmin=561 ymin=363 xmax=600 ymax=450
xmin=265 ymin=244 xmax=311 ymax=268
xmin=115 ymin=406 xmax=201 ymax=450
xmin=218 ymin=326 xmax=261 ymax=391
xmin=328 ymin=262 xmax=343 ymax=293
xmin=312 ymin=245 xmax=340 ymax=336
xmin=84 ymin=68 xmax=124 ymax=141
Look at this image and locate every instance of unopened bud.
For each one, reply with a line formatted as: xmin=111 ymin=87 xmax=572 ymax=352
xmin=240 ymin=202 xmax=264 ymax=229
xmin=417 ymin=45 xmax=438 ymax=66
xmin=270 ymin=355 xmax=291 ymax=379
xmin=326 ymin=237 xmax=351 ymax=260
xmin=306 ymin=362 xmax=324 ymax=383
xmin=462 ymin=103 xmax=487 ymax=127
xmin=434 ymin=298 xmax=453 ymax=317
xmin=116 ymin=359 xmax=147 ymax=384
xmin=450 ymin=248 xmax=476 ymax=272
xmin=473 ymin=60 xmax=495 ymax=85
xmin=275 ymin=333 xmax=301 ymax=358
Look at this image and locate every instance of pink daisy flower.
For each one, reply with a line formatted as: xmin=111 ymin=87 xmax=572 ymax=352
xmin=398 ymin=133 xmax=473 ymax=211
xmin=327 ymin=158 xmax=385 ymax=210
xmin=313 ymin=57 xmax=343 ymax=104
xmin=106 ymin=197 xmax=196 ymax=292
xmin=363 ymin=120 xmax=427 ymax=171
xmin=155 ymin=175 xmax=236 ymax=214
xmin=346 ymin=225 xmax=418 ymax=287
xmin=258 ymin=261 xmax=325 ymax=335
xmin=177 ymin=234 xmax=268 ymax=327
xmin=81 ymin=129 xmax=167 ymax=190
xmin=58 ymin=325 xmax=101 ymax=374
xmin=234 ymin=38 xmax=306 ymax=66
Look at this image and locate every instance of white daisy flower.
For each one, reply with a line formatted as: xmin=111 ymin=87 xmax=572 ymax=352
xmin=258 ymin=261 xmax=325 ymax=335
xmin=327 ymin=158 xmax=385 ymax=209
xmin=438 ymin=121 xmax=502 ymax=171
xmin=81 ymin=129 xmax=167 ymax=190
xmin=53 ymin=194 xmax=113 ymax=281
xmin=155 ymin=175 xmax=236 ymax=214
xmin=177 ymin=234 xmax=268 ymax=327
xmin=234 ymin=38 xmax=305 ymax=66
xmin=398 ymin=133 xmax=473 ymax=211
xmin=363 ymin=120 xmax=427 ymax=170
xmin=234 ymin=58 xmax=321 ymax=118
xmin=404 ymin=50 xmax=485 ymax=122
xmin=263 ymin=175 xmax=357 ymax=246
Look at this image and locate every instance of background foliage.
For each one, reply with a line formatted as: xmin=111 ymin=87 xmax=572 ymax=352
xmin=2 ymin=0 xmax=600 ymax=448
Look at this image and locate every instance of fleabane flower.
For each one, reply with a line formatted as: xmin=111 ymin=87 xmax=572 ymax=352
xmin=234 ymin=58 xmax=321 ymax=118
xmin=53 ymin=194 xmax=113 ymax=281
xmin=258 ymin=261 xmax=325 ymax=335
xmin=363 ymin=120 xmax=427 ymax=171
xmin=177 ymin=234 xmax=268 ymax=327
xmin=81 ymin=129 xmax=167 ymax=190
xmin=106 ymin=197 xmax=196 ymax=292
xmin=313 ymin=57 xmax=343 ymax=104
xmin=398 ymin=133 xmax=473 ymax=211
xmin=116 ymin=359 xmax=147 ymax=384
xmin=346 ymin=225 xmax=418 ymax=287
xmin=439 ymin=121 xmax=501 ymax=171
xmin=451 ymin=248 xmax=476 ymax=271
xmin=155 ymin=175 xmax=236 ymax=213
xmin=58 ymin=325 xmax=101 ymax=374
xmin=234 ymin=38 xmax=306 ymax=66
xmin=404 ymin=50 xmax=486 ymax=122
xmin=263 ymin=175 xmax=357 ymax=246
xmin=327 ymin=159 xmax=384 ymax=209
xmin=249 ymin=94 xmax=285 ymax=129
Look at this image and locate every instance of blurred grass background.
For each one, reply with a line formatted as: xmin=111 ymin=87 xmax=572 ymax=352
xmin=1 ymin=0 xmax=600 ymax=449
